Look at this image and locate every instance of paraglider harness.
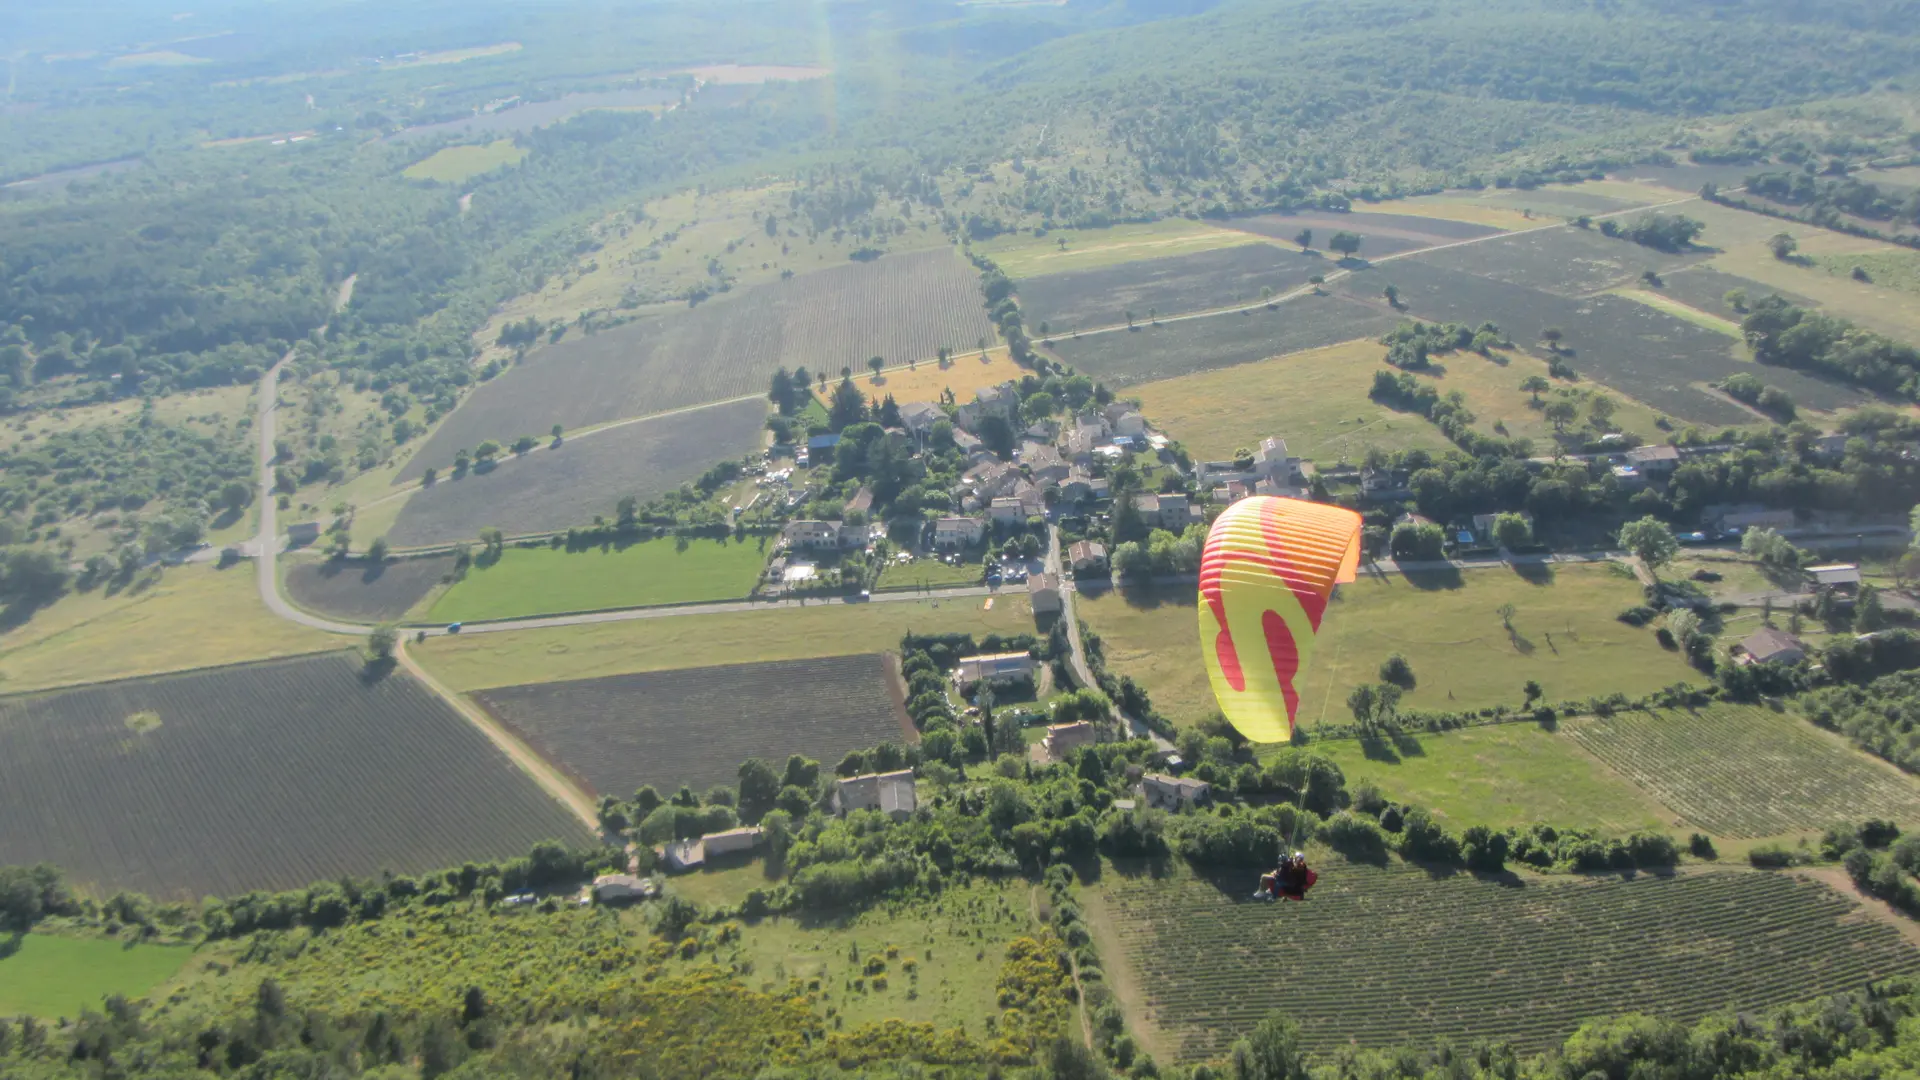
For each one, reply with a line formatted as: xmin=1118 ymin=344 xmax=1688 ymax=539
xmin=1254 ymin=769 xmax=1317 ymax=902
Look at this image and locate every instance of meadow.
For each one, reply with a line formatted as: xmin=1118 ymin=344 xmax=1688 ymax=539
xmin=0 ymin=653 xmax=591 ymax=897
xmin=414 ymin=595 xmax=1034 ymax=692
xmin=1130 ymin=338 xmax=1453 ymax=464
xmin=407 ymin=248 xmax=988 ymax=482
xmin=475 ymin=654 xmax=905 ymax=795
xmin=427 ymin=536 xmax=770 ymax=622
xmin=283 ymin=553 xmax=456 ymax=622
xmin=1078 ymin=563 xmax=1695 ymax=729
xmin=1565 ymin=704 xmax=1920 ymax=838
xmin=1012 ymin=243 xmax=1326 ymax=333
xmin=1043 ymin=292 xmax=1398 ymax=386
xmin=1096 ymin=860 xmax=1920 ymax=1061
xmin=1706 ymin=224 xmax=1920 ymax=343
xmin=1304 ymin=723 xmax=1677 ymax=834
xmin=400 ymin=139 xmax=527 ymax=183
xmin=0 ymin=935 xmax=192 ymax=1021
xmin=973 ymin=218 xmax=1261 ymax=279
xmin=386 ymin=397 xmax=768 ymax=547
xmin=0 ymin=563 xmax=336 ymax=696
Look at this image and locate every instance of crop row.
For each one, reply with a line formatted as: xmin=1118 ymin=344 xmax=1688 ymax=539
xmin=1014 ymin=243 xmax=1326 ymax=334
xmin=475 ymin=653 xmax=908 ymax=796
xmin=1566 ymin=705 xmax=1920 ymax=837
xmin=404 ymin=248 xmax=990 ymax=482
xmin=0 ymin=653 xmax=592 ymax=899
xmin=1043 ymin=292 xmax=1398 ymax=386
xmin=1101 ymin=862 xmax=1920 ymax=1060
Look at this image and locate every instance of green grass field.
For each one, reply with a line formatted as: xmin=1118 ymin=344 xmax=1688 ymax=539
xmin=1080 ymin=562 xmax=1694 ymax=731
xmin=877 ymin=556 xmax=984 ymax=590
xmin=973 ymin=219 xmax=1263 ymax=279
xmin=426 ymin=538 xmax=771 ymax=622
xmin=415 ymin=594 xmax=1034 ymax=691
xmin=1812 ymin=249 xmax=1920 ymax=297
xmin=1565 ymin=703 xmax=1920 ymax=838
xmin=1613 ymin=288 xmax=1744 ymax=338
xmin=1303 ymin=722 xmax=1676 ymax=834
xmin=0 ymin=935 xmax=192 ymax=1019
xmin=1709 ymin=226 xmax=1920 ymax=343
xmin=0 ymin=564 xmax=338 ymax=695
xmin=401 ymin=139 xmax=528 ymax=183
xmin=1132 ymin=338 xmax=1452 ymax=464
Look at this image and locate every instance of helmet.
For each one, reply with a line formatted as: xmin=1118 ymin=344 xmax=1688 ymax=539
xmin=1292 ymin=851 xmax=1304 ymax=860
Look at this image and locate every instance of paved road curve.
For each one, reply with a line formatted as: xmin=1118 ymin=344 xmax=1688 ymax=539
xmin=251 ymin=351 xmax=370 ymax=636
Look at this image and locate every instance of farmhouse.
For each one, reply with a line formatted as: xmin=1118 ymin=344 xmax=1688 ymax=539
xmin=1734 ymin=627 xmax=1807 ymax=666
xmin=286 ymin=521 xmax=321 ymax=545
xmin=782 ymin=520 xmax=842 ymax=550
xmin=954 ymin=651 xmax=1037 ymax=689
xmin=934 ymin=516 xmax=986 ymax=549
xmin=1069 ymin=540 xmax=1108 ymax=575
xmin=592 ymin=873 xmax=657 ymax=903
xmin=1029 ymin=572 xmax=1063 ymax=614
xmin=832 ymin=769 xmax=917 ymax=820
xmin=956 ymin=383 xmax=1019 ymax=431
xmin=1361 ymin=467 xmax=1413 ymax=502
xmin=1133 ymin=493 xmax=1197 ymax=530
xmin=662 ymin=826 xmax=764 ymax=871
xmin=1807 ymin=564 xmax=1862 ymax=594
xmin=1625 ymin=444 xmax=1681 ymax=475
xmin=898 ymin=401 xmax=946 ymax=435
xmin=1139 ymin=774 xmax=1211 ymax=810
xmin=1041 ymin=721 xmax=1097 ymax=762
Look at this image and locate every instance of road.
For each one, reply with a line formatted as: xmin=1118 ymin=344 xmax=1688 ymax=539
xmin=251 ymin=351 xmax=371 ymax=635
xmin=1049 ymin=525 xmax=1178 ymax=754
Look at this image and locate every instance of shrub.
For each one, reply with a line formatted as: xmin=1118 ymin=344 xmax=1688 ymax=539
xmin=1318 ymin=812 xmax=1390 ymax=864
xmin=1748 ymin=844 xmax=1801 ymax=868
xmin=1618 ymin=606 xmax=1656 ymax=627
xmin=1688 ymin=833 xmax=1717 ymax=860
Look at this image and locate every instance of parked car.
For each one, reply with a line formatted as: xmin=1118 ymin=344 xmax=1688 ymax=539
xmin=447 ymin=622 xmax=463 ymax=634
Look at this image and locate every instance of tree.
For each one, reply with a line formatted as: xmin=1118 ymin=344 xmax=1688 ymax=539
xmin=366 ymin=536 xmax=390 ymax=562
xmin=768 ymin=368 xmax=796 ymax=413
xmin=1346 ymin=684 xmax=1377 ymax=726
xmin=1328 ymin=231 xmax=1362 ymax=258
xmin=1541 ymin=327 xmax=1565 ymax=351
xmin=828 ymin=376 xmax=867 ymax=431
xmin=1389 ymin=522 xmax=1445 ymax=561
xmin=552 ymin=423 xmax=564 ymax=440
xmin=1493 ymin=512 xmax=1531 ymax=550
xmin=1520 ymin=375 xmax=1550 ymax=402
xmin=1230 ymin=1014 xmax=1310 ymax=1080
xmin=1124 ymin=309 xmax=1136 ymax=328
xmin=1588 ymin=394 xmax=1617 ymax=429
xmin=1769 ymin=232 xmax=1799 ymax=261
xmin=1111 ymin=540 xmax=1151 ymax=578
xmin=1293 ymin=228 xmax=1313 ymax=250
xmin=1724 ymin=288 xmax=1749 ymax=312
xmin=867 ymin=355 xmax=884 ymax=380
xmin=366 ymin=624 xmax=398 ymax=664
xmin=1858 ymin=584 xmax=1889 ymax=632
xmin=1619 ymin=516 xmax=1679 ymax=576
xmin=736 ymin=758 xmax=780 ymax=824
xmin=1383 ymin=284 xmax=1401 ymax=308
xmin=1523 ymin=679 xmax=1543 ymax=703
xmin=1378 ymin=653 xmax=1416 ymax=689
xmin=1543 ymin=399 xmax=1577 ymax=431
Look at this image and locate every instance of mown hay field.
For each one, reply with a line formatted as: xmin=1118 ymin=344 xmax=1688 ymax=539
xmin=0 ymin=653 xmax=591 ymax=897
xmin=387 ymin=397 xmax=767 ymax=547
xmin=1097 ymin=861 xmax=1920 ymax=1061
xmin=284 ymin=554 xmax=455 ymax=622
xmin=427 ymin=536 xmax=770 ymax=622
xmin=826 ymin=347 xmax=1025 ymax=408
xmin=974 ymin=219 xmax=1261 ymax=279
xmin=0 ymin=563 xmax=336 ymax=696
xmin=1013 ymin=243 xmax=1326 ymax=333
xmin=1565 ymin=704 xmax=1920 ymax=838
xmin=475 ymin=654 xmax=906 ymax=795
xmin=1304 ymin=723 xmax=1677 ymax=834
xmin=401 ymin=139 xmax=526 ymax=183
xmin=1224 ymin=209 xmax=1501 ymax=258
xmin=405 ymin=249 xmax=990 ymax=481
xmin=1131 ymin=338 xmax=1452 ymax=464
xmin=1078 ymin=564 xmax=1694 ymax=730
xmin=1333 ymin=260 xmax=1866 ymax=425
xmin=1708 ymin=227 xmax=1920 ymax=344
xmin=1043 ymin=293 xmax=1398 ymax=386
xmin=414 ymin=594 xmax=1033 ymax=691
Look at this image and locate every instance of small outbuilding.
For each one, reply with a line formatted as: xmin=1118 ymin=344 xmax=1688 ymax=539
xmin=592 ymin=874 xmax=658 ymax=903
xmin=1735 ymin=627 xmax=1807 ymax=666
xmin=1806 ymin=564 xmax=1862 ymax=594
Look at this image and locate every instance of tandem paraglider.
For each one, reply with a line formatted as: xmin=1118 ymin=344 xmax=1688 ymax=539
xmin=1197 ymin=495 xmax=1361 ymax=903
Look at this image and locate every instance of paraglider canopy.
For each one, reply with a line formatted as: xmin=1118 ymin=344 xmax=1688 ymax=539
xmin=1198 ymin=496 xmax=1362 ymax=743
